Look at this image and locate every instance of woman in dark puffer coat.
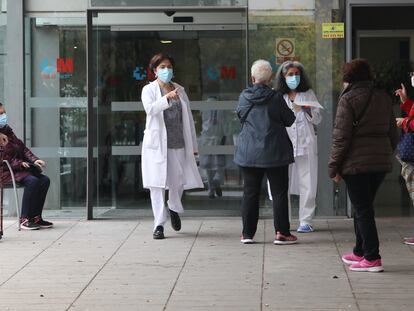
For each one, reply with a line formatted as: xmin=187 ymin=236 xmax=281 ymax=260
xmin=328 ymin=59 xmax=398 ymax=272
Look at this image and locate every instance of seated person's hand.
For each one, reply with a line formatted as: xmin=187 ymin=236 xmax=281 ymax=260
xmin=34 ymin=159 xmax=45 ymax=168
xmin=21 ymin=161 xmax=30 ymax=169
xmin=0 ymin=133 xmax=8 ymax=146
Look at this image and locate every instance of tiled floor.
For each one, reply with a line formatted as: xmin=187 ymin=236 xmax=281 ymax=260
xmin=1 ymin=217 xmax=414 ymax=310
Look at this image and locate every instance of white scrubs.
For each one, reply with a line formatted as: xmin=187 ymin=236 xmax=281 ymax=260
xmin=150 ymin=148 xmax=186 ymax=230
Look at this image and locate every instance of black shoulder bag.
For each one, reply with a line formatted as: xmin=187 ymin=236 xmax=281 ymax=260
xmin=352 ymin=87 xmax=374 ymax=130
xmin=239 ymin=104 xmax=255 ymax=126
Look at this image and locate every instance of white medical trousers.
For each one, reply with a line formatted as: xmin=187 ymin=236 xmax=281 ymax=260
xmin=295 ymin=154 xmax=317 ymax=226
xmin=267 ymin=154 xmax=317 ymax=225
xmin=149 ymin=148 xmax=185 ymax=231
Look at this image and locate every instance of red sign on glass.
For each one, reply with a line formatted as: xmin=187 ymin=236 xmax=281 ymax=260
xmin=220 ymin=66 xmax=236 ymax=80
xmin=56 ymin=58 xmax=74 ymax=73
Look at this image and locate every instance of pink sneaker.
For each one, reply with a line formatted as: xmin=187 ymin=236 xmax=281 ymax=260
xmin=240 ymin=234 xmax=254 ymax=244
xmin=404 ymin=237 xmax=414 ymax=245
xmin=349 ymin=258 xmax=384 ymax=272
xmin=341 ymin=253 xmax=364 ymax=265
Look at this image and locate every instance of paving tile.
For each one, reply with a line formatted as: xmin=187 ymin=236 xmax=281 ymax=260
xmin=0 ymin=217 xmax=413 ymax=310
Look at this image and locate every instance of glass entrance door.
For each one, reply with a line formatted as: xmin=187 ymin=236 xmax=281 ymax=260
xmin=350 ymin=4 xmax=414 ymax=216
xmin=90 ymin=10 xmax=247 ymax=218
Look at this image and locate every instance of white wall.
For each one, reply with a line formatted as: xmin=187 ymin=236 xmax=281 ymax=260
xmin=25 ymin=0 xmax=86 ymax=12
xmin=24 ymin=0 xmax=317 ymax=13
xmin=249 ymin=0 xmax=315 ymax=10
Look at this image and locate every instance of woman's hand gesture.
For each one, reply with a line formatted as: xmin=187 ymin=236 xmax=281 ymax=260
xmin=165 ymin=88 xmax=179 ymax=101
xmin=396 ymin=117 xmax=405 ymax=128
xmin=292 ymin=103 xmax=301 ymax=112
xmin=395 ymin=83 xmax=408 ymax=103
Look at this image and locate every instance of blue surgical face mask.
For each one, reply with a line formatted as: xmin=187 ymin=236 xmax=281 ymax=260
xmin=157 ymin=68 xmax=173 ymax=83
xmin=0 ymin=113 xmax=7 ymax=128
xmin=286 ymin=75 xmax=301 ymax=90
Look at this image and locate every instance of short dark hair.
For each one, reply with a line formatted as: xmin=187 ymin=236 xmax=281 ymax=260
xmin=342 ymin=58 xmax=373 ymax=83
xmin=274 ymin=61 xmax=311 ymax=94
xmin=149 ymin=53 xmax=175 ymax=73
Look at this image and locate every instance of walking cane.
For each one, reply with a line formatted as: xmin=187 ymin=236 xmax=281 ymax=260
xmin=0 ymin=145 xmax=4 ymax=239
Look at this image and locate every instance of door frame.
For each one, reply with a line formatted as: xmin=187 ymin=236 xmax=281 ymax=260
xmin=86 ymin=6 xmax=249 ymax=219
xmin=345 ymin=0 xmax=414 ymax=216
xmin=346 ymin=0 xmax=414 ymax=62
xmin=356 ymin=30 xmax=414 ymax=59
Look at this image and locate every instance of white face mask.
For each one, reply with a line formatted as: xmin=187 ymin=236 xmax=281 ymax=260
xmin=411 ymin=76 xmax=414 ymax=88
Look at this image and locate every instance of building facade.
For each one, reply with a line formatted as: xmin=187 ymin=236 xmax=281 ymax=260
xmin=2 ymin=0 xmax=414 ymax=219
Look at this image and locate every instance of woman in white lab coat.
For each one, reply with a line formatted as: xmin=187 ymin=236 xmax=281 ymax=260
xmin=274 ymin=61 xmax=322 ymax=233
xmin=141 ymin=53 xmax=203 ymax=239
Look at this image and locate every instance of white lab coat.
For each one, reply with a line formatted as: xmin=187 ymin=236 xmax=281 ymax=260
xmin=141 ymin=80 xmax=203 ymax=190
xmin=285 ymin=90 xmax=322 ymax=193
xmin=285 ymin=89 xmax=322 ymax=225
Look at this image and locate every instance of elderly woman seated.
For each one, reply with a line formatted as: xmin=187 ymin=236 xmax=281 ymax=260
xmin=0 ymin=103 xmax=53 ymax=230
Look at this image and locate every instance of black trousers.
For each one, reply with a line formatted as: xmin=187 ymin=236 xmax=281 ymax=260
xmin=241 ymin=165 xmax=290 ymax=238
xmin=343 ymin=172 xmax=385 ymax=261
xmin=20 ymin=174 xmax=50 ymax=219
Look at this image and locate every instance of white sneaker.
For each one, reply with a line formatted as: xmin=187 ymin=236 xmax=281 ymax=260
xmin=240 ymin=235 xmax=254 ymax=244
xmin=297 ymin=224 xmax=314 ymax=233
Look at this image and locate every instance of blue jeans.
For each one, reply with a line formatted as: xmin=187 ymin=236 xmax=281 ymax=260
xmin=20 ymin=174 xmax=50 ymax=219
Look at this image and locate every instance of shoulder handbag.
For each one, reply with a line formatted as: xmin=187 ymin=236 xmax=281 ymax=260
xmin=352 ymin=87 xmax=374 ymax=130
xmin=239 ymin=103 xmax=255 ymax=125
xmin=398 ymin=119 xmax=414 ymax=162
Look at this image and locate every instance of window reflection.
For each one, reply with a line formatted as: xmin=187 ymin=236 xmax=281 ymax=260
xmin=27 ymin=18 xmax=87 ymax=212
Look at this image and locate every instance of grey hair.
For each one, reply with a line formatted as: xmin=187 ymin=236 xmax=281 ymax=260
xmin=274 ymin=60 xmax=311 ymax=93
xmin=251 ymin=59 xmax=273 ymax=83
xmin=277 ymin=60 xmax=305 ymax=76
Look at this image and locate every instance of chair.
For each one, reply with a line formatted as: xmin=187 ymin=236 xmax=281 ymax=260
xmin=1 ymin=160 xmax=21 ymax=230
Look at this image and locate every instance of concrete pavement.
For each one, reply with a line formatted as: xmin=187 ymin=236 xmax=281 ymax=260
xmin=1 ymin=217 xmax=414 ymax=311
